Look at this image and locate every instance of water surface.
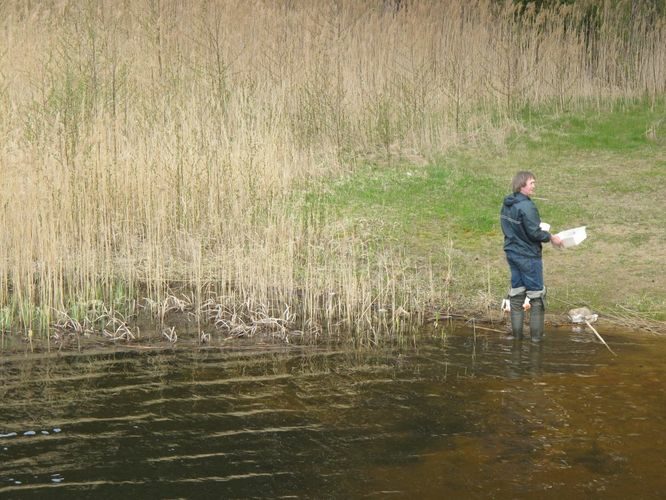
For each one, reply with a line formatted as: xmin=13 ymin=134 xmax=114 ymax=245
xmin=1 ymin=325 xmax=664 ymax=498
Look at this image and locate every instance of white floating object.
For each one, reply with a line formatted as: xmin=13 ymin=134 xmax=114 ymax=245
xmin=556 ymin=226 xmax=587 ymax=248
xmin=568 ymin=307 xmax=598 ymax=324
xmin=539 ymin=222 xmax=551 ymax=231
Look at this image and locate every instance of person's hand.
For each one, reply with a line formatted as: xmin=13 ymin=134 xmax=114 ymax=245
xmin=550 ymin=234 xmax=564 ymax=248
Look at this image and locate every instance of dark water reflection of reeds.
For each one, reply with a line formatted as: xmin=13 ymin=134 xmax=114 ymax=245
xmin=1 ymin=325 xmax=664 ymax=499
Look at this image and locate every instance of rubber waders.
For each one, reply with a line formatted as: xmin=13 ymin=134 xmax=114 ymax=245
xmin=529 ymin=297 xmax=545 ymax=342
xmin=509 ymin=294 xmax=526 ymax=339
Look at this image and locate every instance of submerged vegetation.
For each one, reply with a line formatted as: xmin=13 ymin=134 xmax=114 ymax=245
xmin=0 ymin=0 xmax=664 ymax=346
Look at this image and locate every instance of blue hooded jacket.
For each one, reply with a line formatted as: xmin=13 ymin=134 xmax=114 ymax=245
xmin=500 ymin=193 xmax=551 ymax=258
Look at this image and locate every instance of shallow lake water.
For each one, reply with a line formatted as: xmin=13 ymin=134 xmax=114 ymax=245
xmin=1 ymin=324 xmax=665 ymax=499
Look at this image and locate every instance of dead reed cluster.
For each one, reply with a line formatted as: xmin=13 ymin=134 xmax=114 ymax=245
xmin=0 ymin=0 xmax=663 ymax=342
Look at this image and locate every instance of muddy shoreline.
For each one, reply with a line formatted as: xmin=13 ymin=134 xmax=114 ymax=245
xmin=1 ymin=312 xmax=661 ymax=357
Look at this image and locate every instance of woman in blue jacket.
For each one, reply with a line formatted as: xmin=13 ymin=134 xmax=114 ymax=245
xmin=500 ymin=171 xmax=563 ymax=341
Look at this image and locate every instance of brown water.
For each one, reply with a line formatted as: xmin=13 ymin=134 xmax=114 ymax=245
xmin=0 ymin=325 xmax=664 ymax=499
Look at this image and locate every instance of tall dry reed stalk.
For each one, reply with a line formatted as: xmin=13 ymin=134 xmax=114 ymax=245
xmin=0 ymin=0 xmax=663 ymax=341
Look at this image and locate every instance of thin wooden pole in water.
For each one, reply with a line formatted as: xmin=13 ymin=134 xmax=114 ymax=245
xmin=470 ymin=324 xmax=505 ymax=334
xmin=585 ymin=320 xmax=617 ymax=356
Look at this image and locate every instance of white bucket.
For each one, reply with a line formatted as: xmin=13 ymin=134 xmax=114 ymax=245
xmin=555 ymin=226 xmax=587 ymax=248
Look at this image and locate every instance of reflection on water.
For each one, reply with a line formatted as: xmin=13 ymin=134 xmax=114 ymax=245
xmin=0 ymin=326 xmax=664 ymax=498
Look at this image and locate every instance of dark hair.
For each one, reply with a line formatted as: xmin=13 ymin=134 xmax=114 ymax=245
xmin=512 ymin=171 xmax=535 ymax=193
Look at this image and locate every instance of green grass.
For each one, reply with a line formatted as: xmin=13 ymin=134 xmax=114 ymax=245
xmin=315 ymin=100 xmax=666 ymax=322
xmin=324 ymin=161 xmax=504 ymax=242
xmin=516 ymin=99 xmax=666 ymax=153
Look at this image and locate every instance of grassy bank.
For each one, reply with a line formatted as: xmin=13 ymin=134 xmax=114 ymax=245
xmin=319 ymin=101 xmax=666 ymax=330
xmin=0 ymin=1 xmax=664 ymax=344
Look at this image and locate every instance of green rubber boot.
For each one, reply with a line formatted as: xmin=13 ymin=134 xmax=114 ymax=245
xmin=529 ymin=297 xmax=545 ymax=342
xmin=509 ymin=294 xmax=526 ymax=340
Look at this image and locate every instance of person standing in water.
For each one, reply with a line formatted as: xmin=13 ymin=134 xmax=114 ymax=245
xmin=500 ymin=171 xmax=563 ymax=341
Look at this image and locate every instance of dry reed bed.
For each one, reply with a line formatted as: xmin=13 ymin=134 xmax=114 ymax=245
xmin=0 ymin=0 xmax=664 ymax=341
